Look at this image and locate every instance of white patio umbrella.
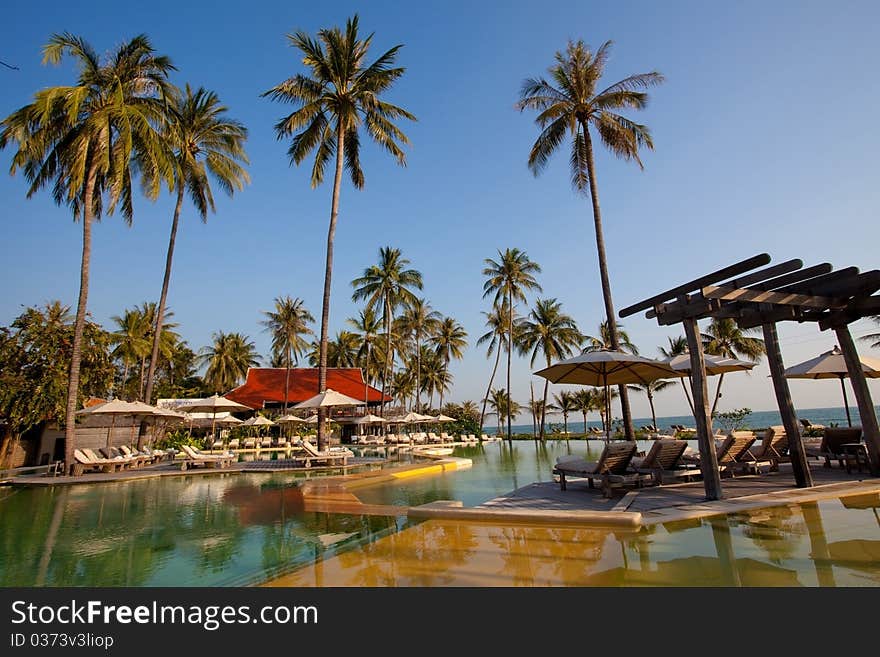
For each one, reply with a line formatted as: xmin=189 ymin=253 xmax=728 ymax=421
xmin=291 ymin=389 xmax=364 ymax=409
xmin=784 ymin=346 xmax=880 ymax=426
xmin=662 ymin=353 xmax=757 ymax=415
xmin=216 ymin=415 xmax=244 ymax=426
xmin=354 ymin=413 xmax=388 ymax=424
xmin=276 ymin=414 xmax=307 ymax=424
xmin=178 ymin=394 xmax=250 ymax=440
xmin=433 ymin=414 xmax=457 ymax=423
xmin=241 ymin=415 xmax=276 ymax=427
xmin=534 ymin=349 xmax=683 ymax=440
xmin=76 ymin=399 xmax=163 ymax=448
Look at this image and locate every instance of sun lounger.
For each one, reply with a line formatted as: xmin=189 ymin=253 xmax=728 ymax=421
xmin=800 ymin=418 xmax=826 ymax=432
xmin=243 ymin=437 xmax=257 ymax=449
xmin=260 ymin=436 xmax=272 ymax=448
xmin=119 ymin=445 xmax=159 ymax=465
xmin=630 ymin=439 xmax=697 ymax=485
xmin=296 ymin=440 xmax=352 ymax=467
xmin=682 ymin=431 xmax=757 ymax=477
xmin=211 ymin=438 xmax=224 ymax=450
xmin=72 ymin=449 xmax=123 ymax=475
xmin=91 ymin=447 xmax=137 ymax=469
xmin=553 ymin=441 xmax=642 ymax=497
xmin=227 ymin=438 xmax=240 ymax=450
xmin=804 ymin=427 xmax=865 ymax=472
xmin=742 ymin=426 xmax=790 ymax=472
xmin=428 ymin=432 xmax=441 ymax=443
xmin=179 ymin=444 xmax=234 ymax=470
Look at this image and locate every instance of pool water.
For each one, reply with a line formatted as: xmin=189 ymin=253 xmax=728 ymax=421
xmin=1 ymin=440 xmax=879 ymax=586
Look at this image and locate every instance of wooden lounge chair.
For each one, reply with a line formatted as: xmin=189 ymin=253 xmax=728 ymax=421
xmin=119 ymin=445 xmax=159 ymax=465
xmin=742 ymin=426 xmax=790 ymax=472
xmin=243 ymin=437 xmax=257 ymax=449
xmin=296 ymin=440 xmax=352 ymax=467
xmin=227 ymin=438 xmax=240 ymax=450
xmin=553 ymin=441 xmax=641 ymax=498
xmin=211 ymin=437 xmax=224 ymax=450
xmin=72 ymin=449 xmax=122 ymax=475
xmin=260 ymin=436 xmax=272 ymax=449
xmin=631 ymin=439 xmax=696 ymax=485
xmin=179 ymin=444 xmax=234 ymax=470
xmin=681 ymin=431 xmax=757 ymax=477
xmin=800 ymin=418 xmax=826 ymax=432
xmin=805 ymin=427 xmax=865 ymax=472
xmin=89 ymin=447 xmax=135 ymax=469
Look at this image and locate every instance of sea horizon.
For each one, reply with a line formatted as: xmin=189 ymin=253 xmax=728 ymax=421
xmin=487 ymin=404 xmax=879 ymax=434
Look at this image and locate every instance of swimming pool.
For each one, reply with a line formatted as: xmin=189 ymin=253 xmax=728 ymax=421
xmin=2 ymin=440 xmax=878 ymax=586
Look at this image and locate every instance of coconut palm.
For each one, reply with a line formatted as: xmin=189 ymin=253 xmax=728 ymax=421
xmin=628 ymin=380 xmax=674 ymax=432
xmin=352 ymin=247 xmax=423 ymax=414
xmin=553 ymin=390 xmax=578 ymax=436
xmin=200 ymin=332 xmax=260 ymax=393
xmin=348 ymin=306 xmax=384 ymax=406
xmin=420 ymin=348 xmax=451 ymax=410
xmin=264 ymin=15 xmax=415 ymax=449
xmin=1 ymin=33 xmax=175 ymax=470
xmin=482 ymin=248 xmax=542 ymax=441
xmin=261 ymin=296 xmax=314 ymax=412
xmin=582 ymin=321 xmax=638 ymax=355
xmin=518 ymin=298 xmax=582 ymax=439
xmin=389 ymin=369 xmax=416 ymax=411
xmin=143 ymin=85 xmax=250 ymax=405
xmin=517 ymin=40 xmax=664 ymax=441
xmin=574 ymin=388 xmax=600 ymax=435
xmin=476 ymin=300 xmax=519 ymax=433
xmin=397 ymin=298 xmax=441 ymax=410
xmin=307 ymin=331 xmax=360 ymax=368
xmin=134 ymin=302 xmax=179 ymax=400
xmin=110 ymin=308 xmax=152 ymax=398
xmin=431 ymin=316 xmax=468 ymax=409
xmin=659 ymin=335 xmax=695 ymax=414
xmin=487 ymin=389 xmax=520 ymax=437
xmin=859 ymin=317 xmax=880 ymax=349
xmin=701 ymin=318 xmax=765 ymax=415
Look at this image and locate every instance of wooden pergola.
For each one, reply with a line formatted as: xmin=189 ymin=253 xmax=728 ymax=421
xmin=620 ymin=253 xmax=880 ymax=500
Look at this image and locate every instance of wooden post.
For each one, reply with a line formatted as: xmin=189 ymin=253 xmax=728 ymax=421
xmin=709 ymin=516 xmax=741 ymax=586
xmin=761 ymin=322 xmax=813 ymax=487
xmin=801 ymin=501 xmax=836 ymax=587
xmin=834 ymin=325 xmax=880 ymax=474
xmin=682 ymin=314 xmax=723 ymax=500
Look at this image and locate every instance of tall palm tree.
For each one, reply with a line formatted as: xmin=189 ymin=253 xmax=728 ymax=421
xmin=659 ymin=335 xmax=695 ymax=414
xmin=860 ymin=317 xmax=880 ymax=349
xmin=348 ymin=306 xmax=383 ymax=407
xmin=482 ymin=248 xmax=542 ymax=442
xmin=143 ymin=85 xmax=250 ymax=405
xmin=261 ymin=296 xmax=314 ymax=412
xmin=1 ymin=34 xmax=175 ymax=471
xmin=573 ymin=388 xmax=599 ymax=436
xmin=518 ymin=299 xmax=582 ymax=439
xmin=352 ymin=247 xmax=423 ymax=415
xmin=517 ymin=40 xmax=664 ymax=441
xmin=582 ymin=320 xmax=638 ymax=354
xmin=110 ymin=308 xmax=152 ymax=398
xmin=476 ymin=300 xmax=518 ymax=433
xmin=701 ymin=318 xmax=765 ymax=415
xmin=628 ymin=380 xmax=674 ymax=431
xmin=487 ymin=389 xmax=520 ymax=437
xmin=431 ymin=316 xmax=468 ymax=409
xmin=134 ymin=302 xmax=179 ymax=400
xmin=264 ymin=15 xmax=415 ymax=449
xmin=419 ymin=348 xmax=451 ymax=410
xmin=553 ymin=390 xmax=578 ymax=436
xmin=397 ymin=298 xmax=440 ymax=410
xmin=389 ymin=369 xmax=416 ymax=411
xmin=200 ymin=332 xmax=260 ymax=393
xmin=307 ymin=331 xmax=360 ymax=368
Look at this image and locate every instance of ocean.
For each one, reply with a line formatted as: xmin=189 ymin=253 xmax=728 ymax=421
xmin=490 ymin=405 xmax=879 ymax=435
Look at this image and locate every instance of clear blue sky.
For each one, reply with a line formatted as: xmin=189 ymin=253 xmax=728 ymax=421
xmin=2 ymin=0 xmax=879 ymax=419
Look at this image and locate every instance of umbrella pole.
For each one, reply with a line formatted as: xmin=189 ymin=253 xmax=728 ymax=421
xmin=839 ymin=375 xmax=852 ymax=427
xmin=604 ymin=372 xmax=611 ymax=443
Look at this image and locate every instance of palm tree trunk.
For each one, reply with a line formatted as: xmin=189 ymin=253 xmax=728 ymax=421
xmin=680 ymin=378 xmax=695 ymax=414
xmin=540 ymin=377 xmax=549 ymax=441
xmin=63 ymin=162 xmax=98 ymax=473
xmin=138 ymin=355 xmax=147 ymax=400
xmin=144 ymin=184 xmax=185 ymax=406
xmin=581 ymin=124 xmax=634 ymax=440
xmin=415 ymin=331 xmax=421 ymax=410
xmin=711 ymin=373 xmax=725 ymax=417
xmin=563 ymin=412 xmax=568 ymax=436
xmin=648 ymin=391 xmax=657 ymax=431
xmin=479 ymin=345 xmax=502 ymax=432
xmin=506 ymin=288 xmax=513 ymax=443
xmin=381 ymin=299 xmax=392 ymax=416
xmin=316 ymin=126 xmax=346 ymax=451
xmin=582 ymin=411 xmax=588 ymax=437
xmin=363 ymin=342 xmax=370 ymax=414
xmin=283 ymin=348 xmax=292 ymax=413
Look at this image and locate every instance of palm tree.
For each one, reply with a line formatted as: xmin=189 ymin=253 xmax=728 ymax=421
xmin=518 ymin=299 xmax=582 ymax=439
xmin=859 ymin=317 xmax=880 ymax=349
xmin=476 ymin=300 xmax=518 ymax=433
xmin=482 ymin=248 xmax=542 ymax=441
xmin=134 ymin=302 xmax=179 ymax=400
xmin=487 ymin=388 xmax=520 ymax=437
xmin=574 ymin=388 xmax=600 ymax=435
xmin=307 ymin=331 xmax=360 ymax=368
xmin=348 ymin=306 xmax=383 ymax=407
xmin=701 ymin=318 xmax=765 ymax=415
xmin=628 ymin=380 xmax=674 ymax=431
xmin=143 ymin=85 xmax=250 ymax=405
xmin=261 ymin=296 xmax=314 ymax=412
xmin=582 ymin=321 xmax=638 ymax=354
xmin=431 ymin=316 xmax=468 ymax=409
xmin=1 ymin=34 xmax=175 ymax=471
xmin=389 ymin=370 xmax=416 ymax=411
xmin=659 ymin=335 xmax=695 ymax=414
xmin=397 ymin=298 xmax=441 ymax=410
xmin=517 ymin=40 xmax=664 ymax=441
xmin=553 ymin=390 xmax=578 ymax=436
xmin=110 ymin=308 xmax=152 ymax=399
xmin=420 ymin=349 xmax=451 ymax=410
xmin=264 ymin=15 xmax=415 ymax=449
xmin=200 ymin=332 xmax=260 ymax=393
xmin=352 ymin=247 xmax=423 ymax=415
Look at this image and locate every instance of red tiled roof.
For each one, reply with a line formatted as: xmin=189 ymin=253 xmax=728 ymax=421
xmin=223 ymin=368 xmax=390 ymax=410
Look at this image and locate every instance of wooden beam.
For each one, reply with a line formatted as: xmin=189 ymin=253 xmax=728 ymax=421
xmin=620 ymin=253 xmax=771 ymax=318
xmin=753 ymin=263 xmax=834 ymax=291
xmin=651 ymin=298 xmax=722 ymax=325
xmin=716 ymin=259 xmax=803 ymax=290
xmin=775 ymin=267 xmax=860 ymax=295
xmin=702 ymin=284 xmax=847 ymax=310
xmin=682 ymin=314 xmax=723 ymax=500
xmin=762 ymin=322 xmax=812 ymax=488
xmin=736 ymin=306 xmax=817 ymax=330
xmin=834 ymin=326 xmax=880 ymax=474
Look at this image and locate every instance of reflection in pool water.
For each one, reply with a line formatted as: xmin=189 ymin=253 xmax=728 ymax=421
xmin=1 ymin=441 xmax=879 ymax=586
